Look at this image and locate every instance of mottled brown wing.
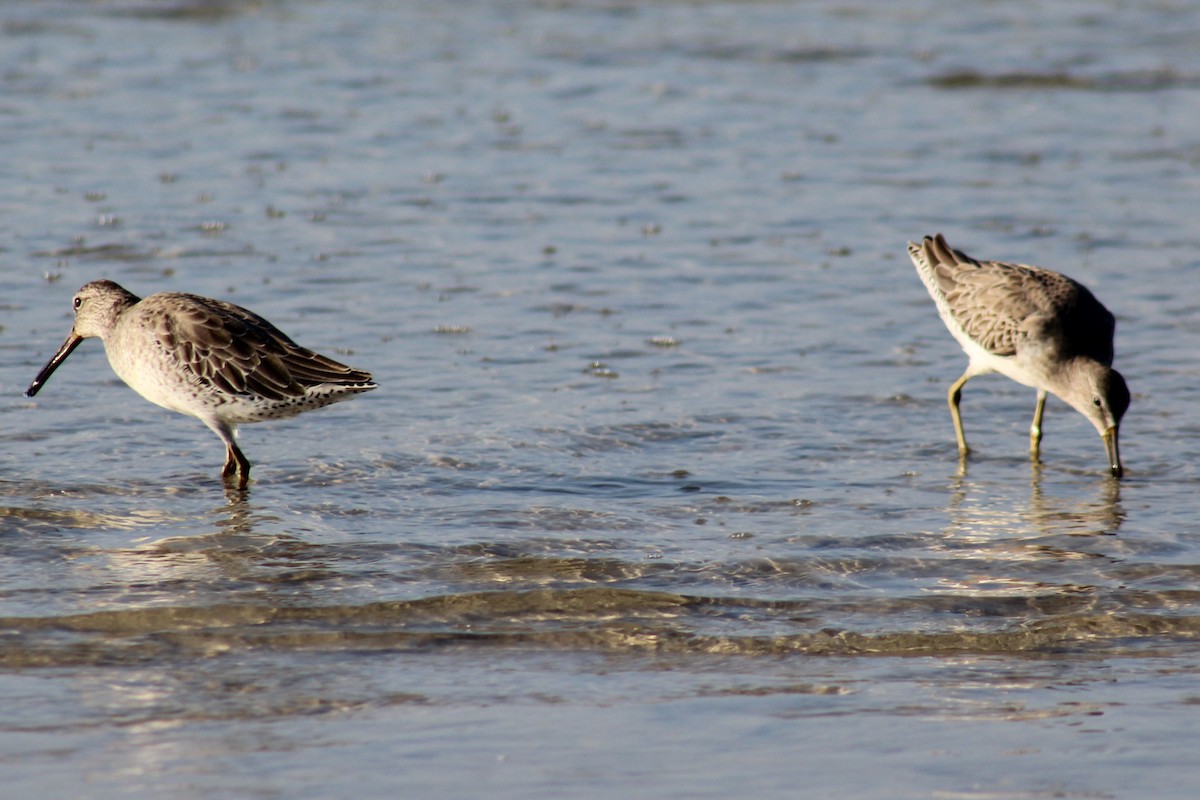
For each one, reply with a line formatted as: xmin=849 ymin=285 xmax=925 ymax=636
xmin=920 ymin=235 xmax=1103 ymax=360
xmin=150 ymin=294 xmax=374 ymax=399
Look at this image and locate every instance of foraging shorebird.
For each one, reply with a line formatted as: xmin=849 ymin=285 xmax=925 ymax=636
xmin=26 ymin=280 xmax=376 ymax=488
xmin=909 ymin=234 xmax=1128 ymax=477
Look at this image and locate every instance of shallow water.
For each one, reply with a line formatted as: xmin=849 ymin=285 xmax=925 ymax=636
xmin=3 ymin=0 xmax=1200 ymax=797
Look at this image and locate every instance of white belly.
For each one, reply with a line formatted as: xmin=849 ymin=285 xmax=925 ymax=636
xmin=104 ymin=336 xmax=202 ymax=418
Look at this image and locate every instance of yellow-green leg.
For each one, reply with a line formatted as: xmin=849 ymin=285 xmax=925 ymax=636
xmin=222 ymin=442 xmax=252 ymax=490
xmin=947 ymin=372 xmax=972 ymax=455
xmin=1029 ymin=389 xmax=1047 ymax=460
xmin=207 ymin=419 xmax=252 ymax=490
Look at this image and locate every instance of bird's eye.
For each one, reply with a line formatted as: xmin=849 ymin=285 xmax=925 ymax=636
xmin=73 ymin=297 xmax=82 ymax=310
xmin=1093 ymin=397 xmax=1102 ymax=408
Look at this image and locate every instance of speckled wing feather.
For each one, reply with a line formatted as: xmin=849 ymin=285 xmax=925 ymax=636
xmin=151 ymin=294 xmax=375 ymax=400
xmin=915 ymin=234 xmax=1114 ymax=363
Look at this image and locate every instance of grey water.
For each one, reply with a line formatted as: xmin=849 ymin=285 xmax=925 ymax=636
xmin=2 ymin=0 xmax=1200 ymax=797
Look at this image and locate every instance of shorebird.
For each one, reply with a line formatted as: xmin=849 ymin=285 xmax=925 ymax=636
xmin=909 ymin=234 xmax=1129 ymax=477
xmin=26 ymin=280 xmax=376 ymax=488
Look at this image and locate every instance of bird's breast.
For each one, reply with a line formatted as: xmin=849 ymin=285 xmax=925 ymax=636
xmin=103 ymin=327 xmax=209 ymax=418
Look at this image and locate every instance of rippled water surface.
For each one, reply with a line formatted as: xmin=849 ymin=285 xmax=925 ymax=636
xmin=3 ymin=1 xmax=1200 ymax=797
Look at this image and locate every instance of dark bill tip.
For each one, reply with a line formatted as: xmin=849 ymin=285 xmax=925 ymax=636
xmin=26 ymin=333 xmax=83 ymax=397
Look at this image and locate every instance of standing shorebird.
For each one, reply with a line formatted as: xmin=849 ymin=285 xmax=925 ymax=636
xmin=908 ymin=234 xmax=1129 ymax=477
xmin=26 ymin=280 xmax=376 ymax=488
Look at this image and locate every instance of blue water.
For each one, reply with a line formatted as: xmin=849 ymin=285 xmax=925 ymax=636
xmin=2 ymin=1 xmax=1200 ymax=797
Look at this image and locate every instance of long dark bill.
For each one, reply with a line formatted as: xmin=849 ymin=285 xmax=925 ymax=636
xmin=25 ymin=333 xmax=84 ymax=397
xmin=1103 ymin=426 xmax=1122 ymax=479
